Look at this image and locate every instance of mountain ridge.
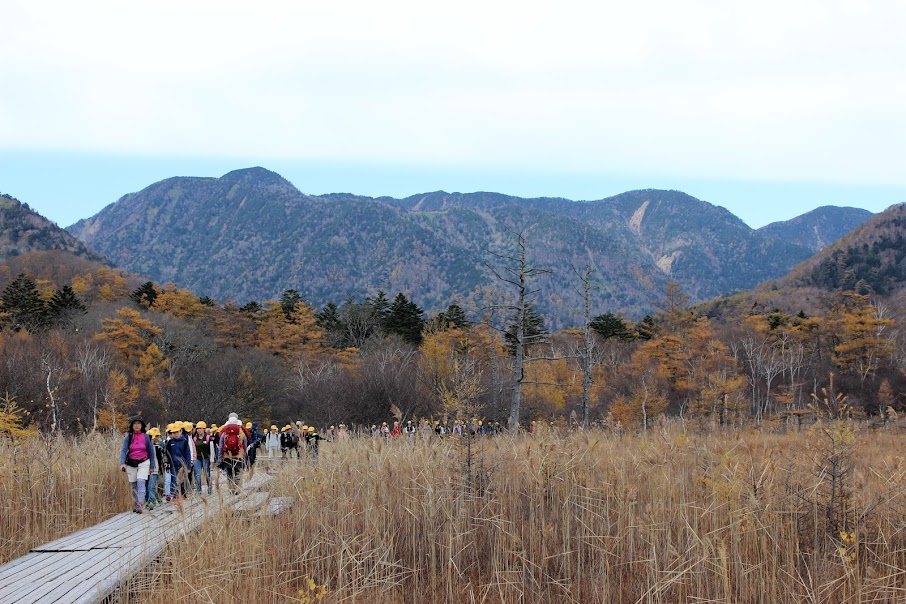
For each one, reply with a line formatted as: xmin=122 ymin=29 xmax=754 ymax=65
xmin=66 ymin=169 xmax=876 ymax=326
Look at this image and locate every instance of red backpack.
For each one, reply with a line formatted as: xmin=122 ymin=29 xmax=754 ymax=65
xmin=221 ymin=424 xmax=244 ymax=456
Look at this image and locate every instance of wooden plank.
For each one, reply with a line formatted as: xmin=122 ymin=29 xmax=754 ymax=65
xmin=234 ymin=491 xmax=270 ymax=512
xmin=33 ymin=529 xmax=120 ymax=552
xmin=6 ymin=549 xmax=114 ymax=604
xmin=66 ymin=549 xmax=143 ymax=604
xmin=0 ymin=552 xmax=42 ymax=584
xmin=0 ymin=470 xmax=279 ymax=604
xmin=0 ymin=550 xmax=101 ymax=601
xmin=261 ymin=496 xmax=295 ymax=517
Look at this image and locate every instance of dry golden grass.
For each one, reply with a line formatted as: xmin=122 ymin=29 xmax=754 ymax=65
xmin=6 ymin=425 xmax=906 ymax=603
xmin=0 ymin=433 xmax=132 ymax=564
xmin=122 ymin=424 xmax=906 ymax=604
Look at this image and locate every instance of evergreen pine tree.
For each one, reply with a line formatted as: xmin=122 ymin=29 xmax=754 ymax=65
xmin=130 ymin=282 xmax=159 ymax=308
xmin=239 ymin=301 xmax=262 ymax=314
xmin=384 ymin=293 xmax=425 ymax=345
xmin=504 ymin=304 xmax=548 ymax=356
xmin=198 ymin=296 xmax=216 ymax=307
xmin=440 ymin=303 xmax=472 ymax=329
xmin=46 ymin=285 xmax=87 ymax=327
xmin=317 ymin=301 xmax=346 ymax=348
xmin=0 ymin=273 xmax=48 ymax=332
xmin=589 ymin=312 xmax=634 ymax=341
xmin=366 ymin=290 xmax=392 ymax=330
xmin=280 ymin=289 xmax=303 ymax=322
xmin=635 ymin=315 xmax=657 ymax=340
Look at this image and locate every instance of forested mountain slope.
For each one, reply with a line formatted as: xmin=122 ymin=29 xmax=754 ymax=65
xmin=68 ymin=168 xmax=874 ymax=326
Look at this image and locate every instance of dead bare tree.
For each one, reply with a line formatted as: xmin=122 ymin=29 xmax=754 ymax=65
xmin=483 ymin=229 xmax=550 ymax=432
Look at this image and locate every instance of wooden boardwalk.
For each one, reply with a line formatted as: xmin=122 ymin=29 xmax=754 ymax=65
xmin=0 ymin=472 xmax=282 ymax=604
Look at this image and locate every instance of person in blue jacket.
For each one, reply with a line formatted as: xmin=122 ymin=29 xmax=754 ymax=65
xmin=119 ymin=415 xmax=156 ymax=513
xmin=164 ymin=422 xmax=192 ymax=503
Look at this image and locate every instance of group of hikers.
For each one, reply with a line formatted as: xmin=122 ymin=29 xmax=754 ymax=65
xmin=118 ymin=413 xmax=329 ymax=514
xmin=119 ymin=413 xmax=537 ymax=514
xmin=368 ymin=418 xmax=514 ymax=438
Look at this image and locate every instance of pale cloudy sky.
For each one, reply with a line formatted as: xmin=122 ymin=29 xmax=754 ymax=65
xmin=1 ymin=0 xmax=904 ymax=227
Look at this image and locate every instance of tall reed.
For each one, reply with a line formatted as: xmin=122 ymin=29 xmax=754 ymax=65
xmin=0 ymin=433 xmax=131 ymax=564
xmin=122 ymin=424 xmax=906 ymax=604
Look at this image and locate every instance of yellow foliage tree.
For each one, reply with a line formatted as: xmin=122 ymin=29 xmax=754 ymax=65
xmin=96 ymin=308 xmax=164 ymax=362
xmin=830 ymin=293 xmax=895 ymax=386
xmin=0 ymin=392 xmax=38 ymax=438
xmin=98 ymin=369 xmax=138 ymax=431
xmin=134 ymin=342 xmax=171 ymax=398
xmin=72 ymin=268 xmax=131 ymax=303
xmin=153 ymin=284 xmax=207 ymax=318
xmin=256 ymin=301 xmax=327 ymax=360
xmin=523 ymin=357 xmax=582 ymax=415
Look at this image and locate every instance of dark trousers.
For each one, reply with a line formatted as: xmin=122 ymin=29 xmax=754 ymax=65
xmin=222 ymin=458 xmax=243 ymax=493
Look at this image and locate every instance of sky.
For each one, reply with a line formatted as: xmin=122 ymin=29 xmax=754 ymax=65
xmin=1 ymin=0 xmax=904 ymax=229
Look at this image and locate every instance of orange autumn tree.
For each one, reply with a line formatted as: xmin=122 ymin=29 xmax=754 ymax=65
xmin=829 ymin=293 xmax=895 ymax=386
xmin=256 ymin=300 xmax=327 ymax=361
xmin=152 ymin=284 xmax=208 ymax=318
xmin=95 ymin=307 xmax=169 ymax=409
xmin=71 ymin=267 xmax=131 ymax=304
xmin=523 ymin=357 xmax=583 ymax=417
xmin=419 ymin=324 xmax=499 ymax=418
xmin=614 ymin=314 xmax=745 ymax=428
xmin=97 ymin=369 xmax=137 ymax=431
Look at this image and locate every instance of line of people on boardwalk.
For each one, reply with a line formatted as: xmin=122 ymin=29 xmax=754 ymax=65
xmin=368 ymin=418 xmax=509 ymax=439
xmin=119 ymin=414 xmax=330 ymax=514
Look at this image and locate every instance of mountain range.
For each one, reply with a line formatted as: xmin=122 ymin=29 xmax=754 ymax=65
xmin=64 ymin=168 xmax=875 ymax=327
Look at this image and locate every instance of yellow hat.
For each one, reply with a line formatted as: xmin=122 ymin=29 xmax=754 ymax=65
xmin=281 ymin=425 xmax=290 ymax=432
xmin=196 ymin=421 xmax=207 ymax=429
xmin=166 ymin=423 xmax=178 ymax=433
xmin=245 ymin=422 xmax=252 ymax=429
xmin=182 ymin=421 xmax=193 ymax=431
xmin=148 ymin=427 xmax=161 ymax=437
xmin=210 ymin=423 xmax=218 ymax=430
xmin=270 ymin=425 xmax=278 ymax=430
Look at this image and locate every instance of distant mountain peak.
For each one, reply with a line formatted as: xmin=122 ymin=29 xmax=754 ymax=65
xmin=0 ymin=194 xmax=107 ymax=262
xmin=220 ymin=167 xmax=295 ymax=189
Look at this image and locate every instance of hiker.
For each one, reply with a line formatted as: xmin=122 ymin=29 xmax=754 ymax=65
xmin=265 ymin=425 xmax=281 ymax=458
xmin=287 ymin=425 xmax=301 ymax=458
xmin=119 ymin=416 xmax=156 ymax=513
xmin=337 ymin=424 xmax=348 ymax=440
xmin=280 ymin=425 xmax=292 ymax=458
xmin=390 ymin=421 xmax=402 ymax=437
xmin=165 ymin=422 xmax=192 ymax=502
xmin=380 ymin=422 xmax=390 ymax=438
xmin=217 ymin=412 xmax=248 ymax=494
xmin=304 ymin=426 xmax=328 ymax=460
xmin=182 ymin=421 xmax=197 ymax=489
xmin=192 ymin=421 xmax=214 ymax=493
xmin=403 ymin=420 xmax=416 ymax=442
xmin=147 ymin=427 xmax=164 ymax=508
xmin=246 ymin=421 xmax=262 ymax=479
